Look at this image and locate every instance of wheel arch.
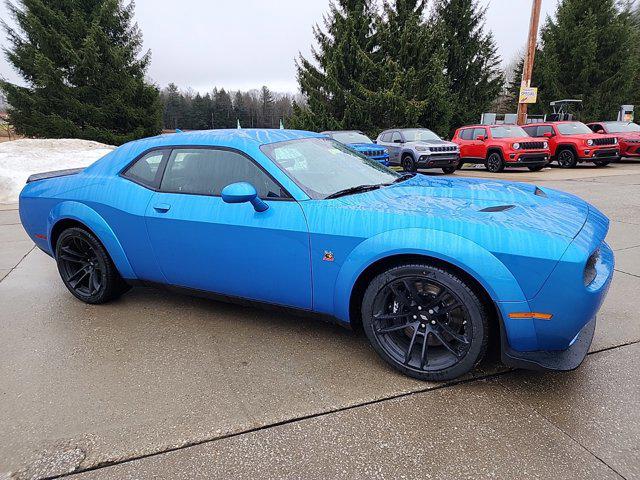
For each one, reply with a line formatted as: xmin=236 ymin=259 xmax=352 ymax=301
xmin=486 ymin=146 xmax=504 ymax=159
xmin=48 ymin=201 xmax=136 ymax=279
xmin=555 ymin=143 xmax=578 ymax=158
xmin=401 ymin=149 xmax=416 ymax=160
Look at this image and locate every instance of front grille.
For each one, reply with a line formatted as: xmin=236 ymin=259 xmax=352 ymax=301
xmin=520 ymin=141 xmax=545 ymax=150
xmin=593 ymin=137 xmax=616 ymax=146
xmin=362 ymin=150 xmax=385 ymax=157
xmin=429 ymin=145 xmax=457 ymax=153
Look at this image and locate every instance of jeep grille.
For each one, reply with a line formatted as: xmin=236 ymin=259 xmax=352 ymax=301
xmin=593 ymin=137 xmax=617 ymax=146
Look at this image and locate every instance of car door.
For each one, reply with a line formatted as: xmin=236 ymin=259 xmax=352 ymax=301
xmin=456 ymin=128 xmax=474 ymax=158
xmin=144 ymin=147 xmax=312 ymax=309
xmin=388 ymin=131 xmax=404 ymax=163
xmin=470 ymin=127 xmax=488 ymax=159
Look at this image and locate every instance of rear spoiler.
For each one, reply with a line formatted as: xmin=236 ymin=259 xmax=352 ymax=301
xmin=26 ymin=167 xmax=85 ymax=183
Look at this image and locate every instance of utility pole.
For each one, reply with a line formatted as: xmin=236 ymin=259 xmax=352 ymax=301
xmin=517 ymin=0 xmax=543 ymax=125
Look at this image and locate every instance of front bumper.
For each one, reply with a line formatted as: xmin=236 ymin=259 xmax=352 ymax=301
xmin=416 ymin=154 xmax=460 ymax=168
xmin=579 ymin=147 xmax=620 ymax=162
xmin=621 ymin=144 xmax=640 ymax=157
xmin=507 ymin=151 xmax=550 ymax=165
xmin=497 ymin=206 xmax=614 ymax=371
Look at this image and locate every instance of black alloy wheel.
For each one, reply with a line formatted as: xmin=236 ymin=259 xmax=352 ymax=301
xmin=442 ymin=166 xmax=456 ymax=175
xmin=486 ymin=152 xmax=505 ymax=173
xmin=56 ymin=227 xmax=129 ymax=304
xmin=527 ymin=165 xmax=545 ymax=172
xmin=557 ymin=149 xmax=577 ymax=168
xmin=402 ymin=155 xmax=417 ymax=172
xmin=362 ymin=264 xmax=488 ymax=381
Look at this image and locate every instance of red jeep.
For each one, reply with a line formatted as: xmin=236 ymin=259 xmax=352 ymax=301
xmin=522 ymin=121 xmax=620 ymax=168
xmin=452 ymin=124 xmax=551 ymax=173
xmin=587 ymin=121 xmax=640 ymax=159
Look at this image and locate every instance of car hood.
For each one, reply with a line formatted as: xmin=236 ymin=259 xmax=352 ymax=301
xmin=616 ymin=132 xmax=640 ymax=139
xmin=335 ymin=174 xmax=588 ymax=239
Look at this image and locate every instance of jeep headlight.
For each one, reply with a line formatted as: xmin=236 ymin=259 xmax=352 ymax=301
xmin=512 ymin=143 xmax=521 ymax=150
xmin=383 ymin=148 xmax=389 ymax=154
xmin=415 ymin=146 xmax=429 ymax=152
xmin=543 ymin=141 xmax=549 ymax=149
xmin=614 ymin=137 xmax=618 ymax=144
xmin=587 ymin=139 xmax=594 ymax=146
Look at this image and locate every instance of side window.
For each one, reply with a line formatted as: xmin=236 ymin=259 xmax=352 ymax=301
xmin=537 ymin=126 xmax=554 ymax=137
xmin=381 ymin=132 xmax=392 ymax=143
xmin=522 ymin=126 xmax=538 ymax=137
xmin=160 ymin=148 xmax=288 ymax=199
xmin=588 ymin=124 xmax=602 ymax=133
xmin=123 ymin=150 xmax=166 ymax=189
xmin=473 ymin=128 xmax=487 ymax=139
xmin=459 ymin=129 xmax=473 ymax=140
xmin=391 ymin=131 xmax=402 ymax=143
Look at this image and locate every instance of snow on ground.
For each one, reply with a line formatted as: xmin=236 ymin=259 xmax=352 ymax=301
xmin=0 ymin=138 xmax=115 ymax=203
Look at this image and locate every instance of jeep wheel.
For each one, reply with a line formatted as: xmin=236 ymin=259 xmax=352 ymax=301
xmin=486 ymin=152 xmax=504 ymax=173
xmin=442 ymin=166 xmax=456 ymax=175
xmin=594 ymin=160 xmax=610 ymax=167
xmin=557 ymin=149 xmax=577 ymax=168
xmin=527 ymin=165 xmax=545 ymax=172
xmin=401 ymin=154 xmax=417 ymax=173
xmin=361 ymin=263 xmax=489 ymax=381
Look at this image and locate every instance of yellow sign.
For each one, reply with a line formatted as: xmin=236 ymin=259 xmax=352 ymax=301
xmin=519 ymin=86 xmax=538 ymax=104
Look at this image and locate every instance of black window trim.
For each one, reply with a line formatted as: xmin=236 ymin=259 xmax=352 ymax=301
xmin=119 ymin=145 xmax=294 ymax=201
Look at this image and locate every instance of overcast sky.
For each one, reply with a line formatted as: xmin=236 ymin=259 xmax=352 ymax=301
xmin=0 ymin=0 xmax=560 ymax=93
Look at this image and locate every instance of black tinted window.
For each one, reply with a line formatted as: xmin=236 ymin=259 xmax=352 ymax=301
xmin=123 ymin=150 xmax=166 ymax=188
xmin=522 ymin=126 xmax=538 ymax=137
xmin=160 ymin=148 xmax=287 ymax=199
xmin=459 ymin=129 xmax=474 ymax=140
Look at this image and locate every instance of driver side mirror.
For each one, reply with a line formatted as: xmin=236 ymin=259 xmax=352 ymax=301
xmin=543 ymin=132 xmax=553 ymax=138
xmin=476 ymin=135 xmax=485 ymax=142
xmin=597 ymin=130 xmax=605 ymax=134
xmin=221 ymin=182 xmax=269 ymax=212
xmin=393 ymin=139 xmax=403 ymax=144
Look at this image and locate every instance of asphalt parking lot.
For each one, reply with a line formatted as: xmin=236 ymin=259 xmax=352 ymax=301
xmin=1 ymin=162 xmax=639 ymax=480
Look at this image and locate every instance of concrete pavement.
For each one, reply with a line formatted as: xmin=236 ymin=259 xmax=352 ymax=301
xmin=0 ymin=163 xmax=639 ymax=479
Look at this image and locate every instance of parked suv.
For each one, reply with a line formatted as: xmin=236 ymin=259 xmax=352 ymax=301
xmin=376 ymin=128 xmax=460 ymax=174
xmin=522 ymin=121 xmax=620 ymax=168
xmin=586 ymin=121 xmax=640 ymax=159
xmin=322 ymin=130 xmax=390 ymax=165
xmin=452 ymin=124 xmax=551 ymax=173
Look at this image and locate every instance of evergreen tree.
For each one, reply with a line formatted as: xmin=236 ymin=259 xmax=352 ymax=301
xmin=1 ymin=0 xmax=162 ymax=145
xmin=162 ymin=83 xmax=183 ymax=129
xmin=373 ymin=0 xmax=452 ymax=136
xmin=259 ymin=86 xmax=275 ymax=127
xmin=432 ymin=0 xmax=503 ymax=128
xmin=290 ymin=0 xmax=378 ymax=132
xmin=535 ymin=0 xmax=639 ymax=121
xmin=213 ymin=88 xmax=233 ymax=128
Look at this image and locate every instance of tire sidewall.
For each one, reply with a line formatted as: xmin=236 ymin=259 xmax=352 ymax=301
xmin=361 ymin=264 xmax=487 ymax=381
xmin=486 ymin=152 xmax=503 ymax=173
xmin=557 ymin=149 xmax=577 ymax=168
xmin=402 ymin=154 xmax=416 ymax=172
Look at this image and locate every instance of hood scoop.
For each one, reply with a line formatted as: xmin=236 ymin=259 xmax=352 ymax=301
xmin=478 ymin=205 xmax=516 ymax=213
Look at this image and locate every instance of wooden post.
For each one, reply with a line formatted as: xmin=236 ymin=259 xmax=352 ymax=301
xmin=517 ymin=0 xmax=543 ymax=125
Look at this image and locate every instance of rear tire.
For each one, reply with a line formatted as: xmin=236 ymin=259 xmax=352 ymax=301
xmin=486 ymin=152 xmax=505 ymax=173
xmin=442 ymin=166 xmax=456 ymax=174
xmin=361 ymin=263 xmax=489 ymax=381
xmin=557 ymin=148 xmax=577 ymax=168
xmin=402 ymin=154 xmax=417 ymax=173
xmin=55 ymin=227 xmax=130 ymax=304
xmin=594 ymin=160 xmax=610 ymax=167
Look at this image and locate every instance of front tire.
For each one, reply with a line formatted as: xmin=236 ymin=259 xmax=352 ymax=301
xmin=55 ymin=227 xmax=130 ymax=304
xmin=557 ymin=149 xmax=577 ymax=168
xmin=485 ymin=152 xmax=505 ymax=173
xmin=442 ymin=166 xmax=456 ymax=174
xmin=361 ymin=264 xmax=489 ymax=381
xmin=527 ymin=165 xmax=545 ymax=172
xmin=401 ymin=154 xmax=417 ymax=173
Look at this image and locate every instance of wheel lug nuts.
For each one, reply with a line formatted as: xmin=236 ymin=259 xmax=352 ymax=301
xmin=431 ymin=320 xmax=436 ymax=325
xmin=413 ymin=315 xmax=417 ymax=319
xmin=418 ymin=306 xmax=422 ymax=310
xmin=420 ymin=323 xmax=425 ymax=328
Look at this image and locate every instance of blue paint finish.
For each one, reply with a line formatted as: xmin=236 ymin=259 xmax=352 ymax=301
xmin=348 ymin=143 xmax=391 ymax=165
xmin=19 ymin=129 xmax=614 ymax=361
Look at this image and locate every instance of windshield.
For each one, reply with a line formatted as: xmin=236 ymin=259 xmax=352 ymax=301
xmin=329 ymin=131 xmax=374 ymax=144
xmin=490 ymin=125 xmax=528 ymax=138
xmin=603 ymin=122 xmax=640 ymax=133
xmin=261 ymin=138 xmax=400 ymax=199
xmin=556 ymin=122 xmax=593 ymax=135
xmin=401 ymin=129 xmax=441 ymax=142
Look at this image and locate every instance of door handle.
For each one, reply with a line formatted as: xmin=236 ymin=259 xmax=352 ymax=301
xmin=153 ymin=203 xmax=171 ymax=213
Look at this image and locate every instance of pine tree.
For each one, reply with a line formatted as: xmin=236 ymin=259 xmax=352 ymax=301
xmin=432 ymin=0 xmax=503 ymax=128
xmin=373 ymin=0 xmax=452 ymax=136
xmin=259 ymin=86 xmax=275 ymax=127
xmin=290 ymin=0 xmax=378 ymax=132
xmin=535 ymin=0 xmax=639 ymax=121
xmin=1 ymin=0 xmax=162 ymax=145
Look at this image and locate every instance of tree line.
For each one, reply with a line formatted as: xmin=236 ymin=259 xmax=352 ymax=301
xmin=160 ymin=85 xmax=299 ymax=131
xmin=1 ymin=0 xmax=638 ymax=145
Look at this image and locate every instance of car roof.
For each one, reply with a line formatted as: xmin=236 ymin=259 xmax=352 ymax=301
xmin=321 ymin=130 xmax=363 ymax=134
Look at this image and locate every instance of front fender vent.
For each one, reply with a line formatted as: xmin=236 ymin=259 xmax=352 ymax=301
xmin=479 ymin=205 xmax=516 ymax=213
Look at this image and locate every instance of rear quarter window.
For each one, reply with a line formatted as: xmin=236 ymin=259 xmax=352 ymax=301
xmin=122 ymin=150 xmax=168 ymax=189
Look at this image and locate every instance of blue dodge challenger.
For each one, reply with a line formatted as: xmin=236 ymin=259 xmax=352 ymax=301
xmin=19 ymin=129 xmax=614 ymax=380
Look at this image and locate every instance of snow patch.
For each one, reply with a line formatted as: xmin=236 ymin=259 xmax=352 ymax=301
xmin=0 ymin=138 xmax=115 ymax=203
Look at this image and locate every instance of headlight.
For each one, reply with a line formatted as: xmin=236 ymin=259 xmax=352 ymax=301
xmin=383 ymin=149 xmax=389 ymax=154
xmin=415 ymin=146 xmax=429 ymax=152
xmin=512 ymin=143 xmax=520 ymax=150
xmin=587 ymin=139 xmax=594 ymax=146
xmin=614 ymin=137 xmax=618 ymax=144
xmin=543 ymin=141 xmax=549 ymax=149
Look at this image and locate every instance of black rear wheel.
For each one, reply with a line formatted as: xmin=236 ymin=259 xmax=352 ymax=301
xmin=442 ymin=166 xmax=456 ymax=174
xmin=55 ymin=227 xmax=130 ymax=304
xmin=362 ymin=264 xmax=488 ymax=381
xmin=486 ymin=152 xmax=504 ymax=173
